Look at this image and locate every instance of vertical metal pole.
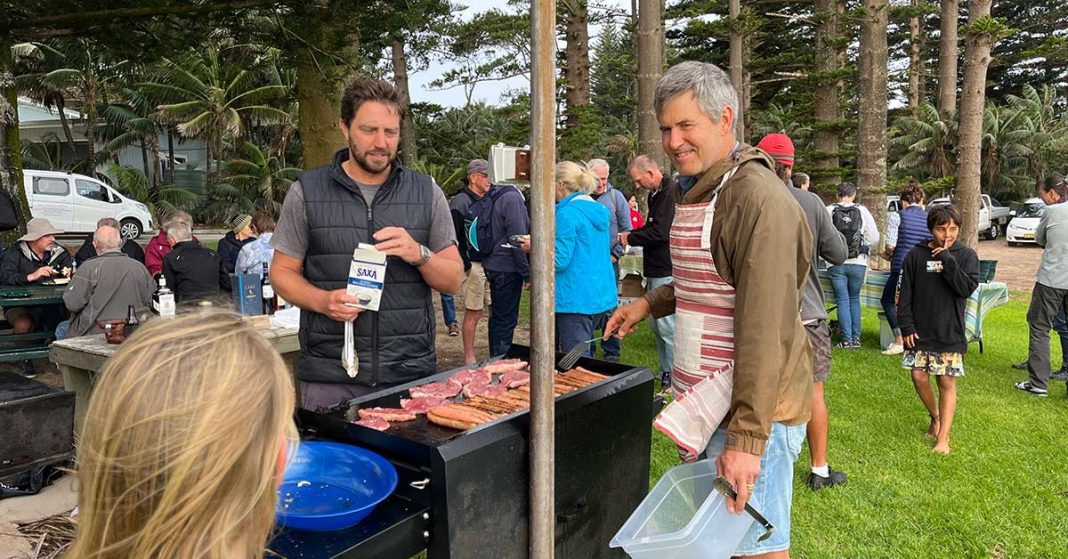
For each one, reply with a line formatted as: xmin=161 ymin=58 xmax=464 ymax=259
xmin=530 ymin=0 xmax=556 ymax=557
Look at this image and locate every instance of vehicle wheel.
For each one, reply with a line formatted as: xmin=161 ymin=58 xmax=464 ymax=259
xmin=120 ymin=218 xmax=143 ymax=240
xmin=986 ymin=223 xmax=1000 ymax=240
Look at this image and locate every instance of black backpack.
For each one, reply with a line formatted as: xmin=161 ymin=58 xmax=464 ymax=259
xmin=832 ymin=204 xmax=864 ymax=259
xmin=464 ymin=186 xmax=512 ymax=261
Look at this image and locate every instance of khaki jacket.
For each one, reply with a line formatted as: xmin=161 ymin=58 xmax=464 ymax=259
xmin=646 ymin=145 xmax=814 ymax=455
xmin=64 ymin=252 xmax=155 ymax=338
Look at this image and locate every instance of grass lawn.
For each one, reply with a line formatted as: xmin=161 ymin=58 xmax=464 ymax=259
xmin=608 ymin=291 xmax=1068 ymax=559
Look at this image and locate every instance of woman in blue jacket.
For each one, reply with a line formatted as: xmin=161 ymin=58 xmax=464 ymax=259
xmin=522 ymin=161 xmax=617 ymax=356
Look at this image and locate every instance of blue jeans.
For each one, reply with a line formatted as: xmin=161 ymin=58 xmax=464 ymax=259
xmin=828 ymin=264 xmax=866 ymax=342
xmin=556 ymin=313 xmax=596 ymax=358
xmin=486 ymin=270 xmax=523 ymax=357
xmin=440 ymin=293 xmax=457 ymax=327
xmin=1055 ymin=309 xmax=1068 ymax=363
xmin=646 ymin=276 xmax=676 ymax=375
xmin=702 ymin=422 xmax=807 ymax=555
xmin=54 ymin=320 xmax=71 ymax=341
xmin=880 ymin=268 xmax=902 ymax=336
xmin=593 ymin=310 xmax=621 ymax=361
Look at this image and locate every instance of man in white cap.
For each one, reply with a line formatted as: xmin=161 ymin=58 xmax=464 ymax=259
xmin=0 ymin=217 xmax=73 ymax=377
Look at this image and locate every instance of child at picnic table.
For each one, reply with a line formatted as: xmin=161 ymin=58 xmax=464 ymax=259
xmin=67 ymin=310 xmax=297 ymax=558
xmin=897 ymin=204 xmax=979 ymax=454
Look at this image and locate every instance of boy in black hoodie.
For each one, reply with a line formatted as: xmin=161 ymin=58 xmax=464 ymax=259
xmin=898 ymin=204 xmax=979 ymax=454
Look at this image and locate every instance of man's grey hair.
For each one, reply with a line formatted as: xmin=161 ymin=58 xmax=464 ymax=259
xmin=588 ymin=158 xmax=610 ymax=173
xmin=96 ymin=217 xmax=120 ymax=229
xmin=167 ymin=220 xmax=193 ymax=242
xmin=93 ymin=225 xmax=122 ymax=252
xmin=654 ymin=61 xmax=739 ymax=126
xmin=628 ymin=154 xmax=660 ymax=173
xmin=163 ymin=210 xmax=193 ymax=233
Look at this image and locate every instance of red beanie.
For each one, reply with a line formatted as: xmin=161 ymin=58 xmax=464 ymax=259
xmin=757 ymin=133 xmax=795 ymax=166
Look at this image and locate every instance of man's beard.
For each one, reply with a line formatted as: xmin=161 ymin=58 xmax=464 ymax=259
xmin=349 ymin=144 xmax=396 ymax=175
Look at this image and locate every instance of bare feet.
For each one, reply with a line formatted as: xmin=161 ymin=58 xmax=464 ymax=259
xmin=932 ymin=443 xmax=950 ymax=454
xmin=925 ymin=415 xmax=940 ymax=439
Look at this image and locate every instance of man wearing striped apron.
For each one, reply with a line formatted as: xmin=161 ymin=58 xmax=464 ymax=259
xmin=607 ymin=61 xmax=814 ymax=558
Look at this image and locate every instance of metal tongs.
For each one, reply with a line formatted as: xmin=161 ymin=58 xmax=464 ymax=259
xmin=712 ymin=477 xmax=775 ymax=542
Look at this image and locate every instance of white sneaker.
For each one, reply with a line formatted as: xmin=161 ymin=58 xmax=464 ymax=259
xmin=881 ymin=343 xmax=904 ymax=355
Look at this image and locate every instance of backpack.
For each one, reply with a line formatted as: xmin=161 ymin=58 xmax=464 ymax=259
xmin=464 ymin=186 xmax=512 ymax=261
xmin=0 ymin=189 xmax=20 ymax=232
xmin=832 ymin=204 xmax=864 ymax=259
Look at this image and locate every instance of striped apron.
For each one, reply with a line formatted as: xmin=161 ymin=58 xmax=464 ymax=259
xmin=653 ymin=169 xmax=738 ymax=461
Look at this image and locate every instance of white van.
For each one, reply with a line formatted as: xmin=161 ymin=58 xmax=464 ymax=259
xmin=22 ymin=170 xmax=154 ymax=239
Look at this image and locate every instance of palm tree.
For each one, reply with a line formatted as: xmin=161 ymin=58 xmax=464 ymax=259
xmin=889 ymin=102 xmax=957 ymax=180
xmin=105 ymin=163 xmax=199 ymax=220
xmin=98 ymin=87 xmax=164 ymax=187
xmin=15 ymin=39 xmax=129 ymax=175
xmin=207 ymin=142 xmax=300 ymax=222
xmin=980 ymin=102 xmax=1034 ymax=199
xmin=140 ymin=46 xmax=290 ymax=188
xmin=1004 ymin=84 xmax=1068 ymax=181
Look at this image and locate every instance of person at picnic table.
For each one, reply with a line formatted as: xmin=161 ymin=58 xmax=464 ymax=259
xmin=235 ymin=212 xmax=277 ymax=276
xmin=607 ymin=61 xmax=814 ymax=559
xmin=0 ymin=218 xmax=74 ymax=377
xmin=66 ymin=310 xmax=298 ymax=559
xmin=881 ymin=180 xmax=928 ymax=356
xmin=897 ymin=204 xmax=979 ymax=454
xmin=144 ymin=210 xmax=194 ymax=277
xmin=74 ymin=217 xmax=146 ymax=265
xmin=518 ymin=161 xmax=617 ymax=357
xmin=218 ymin=213 xmax=257 ymax=274
xmin=56 ymin=224 xmax=155 ymax=340
xmin=270 ymin=77 xmax=463 ymax=410
xmin=161 ymin=220 xmax=230 ymax=304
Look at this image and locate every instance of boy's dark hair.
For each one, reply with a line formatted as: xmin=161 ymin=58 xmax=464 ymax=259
xmin=927 ymin=204 xmax=962 ymax=231
xmin=251 ymin=212 xmax=276 ymax=234
xmin=340 ymin=79 xmax=406 ymax=127
xmin=900 ymin=181 xmax=925 ymax=204
xmin=1040 ymin=175 xmax=1067 ymax=198
xmin=837 ymin=181 xmax=858 ymax=198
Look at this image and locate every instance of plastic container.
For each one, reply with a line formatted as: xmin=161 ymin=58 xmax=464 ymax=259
xmin=878 ymin=311 xmax=895 ymax=349
xmin=610 ymin=459 xmax=757 ymax=559
xmin=275 ymin=441 xmax=398 ymax=532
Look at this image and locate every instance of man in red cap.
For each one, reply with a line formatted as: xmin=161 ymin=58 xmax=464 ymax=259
xmin=756 ymin=132 xmax=851 ymax=491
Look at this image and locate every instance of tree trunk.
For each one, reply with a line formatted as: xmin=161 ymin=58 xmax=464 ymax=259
xmin=937 ymin=0 xmax=959 ymax=120
xmin=297 ymin=49 xmax=347 ymax=169
xmin=167 ymin=127 xmax=175 ymax=181
xmin=56 ymin=97 xmax=77 ymax=159
xmin=562 ymin=0 xmax=591 ymax=129
xmin=813 ymin=0 xmax=843 ymax=189
xmin=908 ymin=0 xmax=925 ymax=109
xmin=957 ymin=0 xmax=996 ymax=248
xmin=637 ymin=0 xmax=666 ymax=170
xmin=1 ymin=33 xmax=31 ymax=242
xmin=141 ymin=139 xmax=150 ymax=179
xmin=391 ymin=40 xmax=417 ymax=165
xmin=728 ymin=0 xmax=745 ymax=142
xmin=857 ymin=0 xmax=889 ymax=232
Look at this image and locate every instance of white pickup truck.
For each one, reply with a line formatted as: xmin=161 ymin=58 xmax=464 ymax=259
xmin=929 ymin=194 xmax=1011 ymax=240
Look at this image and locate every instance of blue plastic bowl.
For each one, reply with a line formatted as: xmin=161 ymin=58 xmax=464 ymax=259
xmin=275 ymin=441 xmax=398 ymax=532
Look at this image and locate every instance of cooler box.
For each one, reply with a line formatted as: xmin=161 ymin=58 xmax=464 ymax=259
xmin=610 ymin=459 xmax=756 ymax=559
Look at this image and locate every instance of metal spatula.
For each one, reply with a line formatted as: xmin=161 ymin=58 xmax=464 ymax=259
xmin=556 ymin=333 xmax=611 ymax=371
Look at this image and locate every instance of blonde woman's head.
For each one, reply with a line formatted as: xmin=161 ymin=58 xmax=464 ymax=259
xmin=555 ymin=161 xmax=598 ymax=199
xmin=68 ymin=310 xmax=297 ymax=559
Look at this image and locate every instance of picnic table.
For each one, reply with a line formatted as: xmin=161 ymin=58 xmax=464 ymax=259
xmin=816 ymin=269 xmax=1009 ymax=352
xmin=0 ymin=284 xmax=69 ymax=362
xmin=50 ymin=325 xmax=300 ymax=435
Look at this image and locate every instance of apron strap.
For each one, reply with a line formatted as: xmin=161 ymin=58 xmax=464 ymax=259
xmin=700 ymin=165 xmax=740 ymax=250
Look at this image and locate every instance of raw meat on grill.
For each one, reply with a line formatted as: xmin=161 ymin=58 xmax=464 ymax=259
xmin=358 ymin=407 xmax=417 ymax=422
xmin=463 ymin=381 xmax=508 ymax=399
xmin=482 ymin=359 xmax=529 ymax=375
xmin=400 ymin=395 xmax=449 ymax=414
xmin=409 ymin=380 xmax=463 ymax=399
xmin=499 ymin=371 xmax=530 ymax=389
xmin=353 ymin=416 xmax=390 ymax=431
xmin=450 ymin=368 xmax=492 ymax=386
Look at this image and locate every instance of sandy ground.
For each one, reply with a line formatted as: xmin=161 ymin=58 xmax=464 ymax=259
xmin=975 ymin=238 xmax=1043 ymax=292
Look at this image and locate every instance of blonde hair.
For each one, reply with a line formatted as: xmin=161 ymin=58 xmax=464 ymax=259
xmin=556 ymin=161 xmax=598 ymax=195
xmin=68 ymin=310 xmax=297 ymax=559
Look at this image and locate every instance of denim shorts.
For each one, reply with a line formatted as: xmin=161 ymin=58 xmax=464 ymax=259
xmin=703 ymin=421 xmax=807 ymax=555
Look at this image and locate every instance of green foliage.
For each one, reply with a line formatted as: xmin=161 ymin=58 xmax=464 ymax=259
xmin=205 ymin=142 xmax=299 ymax=222
xmin=105 ymin=163 xmax=198 ymax=220
xmin=558 ymin=102 xmax=601 ymax=163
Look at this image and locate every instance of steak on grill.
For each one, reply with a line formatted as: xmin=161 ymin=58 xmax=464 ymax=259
xmin=450 ymin=368 xmax=492 ymax=386
xmin=483 ymin=358 xmax=529 ymax=375
xmin=358 ymin=407 xmax=417 ymax=422
xmin=409 ymin=380 xmax=463 ymax=399
xmin=353 ymin=416 xmax=390 ymax=431
xmin=500 ymin=371 xmax=530 ymax=389
xmin=400 ymin=395 xmax=450 ymax=414
xmin=463 ymin=381 xmax=507 ymax=399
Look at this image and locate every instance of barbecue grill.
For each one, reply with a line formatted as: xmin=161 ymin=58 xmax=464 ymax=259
xmin=269 ymin=345 xmax=654 ymax=559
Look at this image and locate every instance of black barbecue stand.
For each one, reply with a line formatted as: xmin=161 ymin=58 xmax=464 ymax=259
xmin=268 ymin=344 xmax=654 ymax=559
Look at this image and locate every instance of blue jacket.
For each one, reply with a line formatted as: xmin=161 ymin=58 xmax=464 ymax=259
xmin=555 ymin=193 xmax=618 ymax=315
xmin=892 ymin=205 xmax=929 ymax=272
xmin=480 ymin=185 xmax=531 ymax=278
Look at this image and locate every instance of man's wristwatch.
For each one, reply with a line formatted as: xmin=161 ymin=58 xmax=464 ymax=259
xmin=410 ymin=244 xmax=432 ymax=267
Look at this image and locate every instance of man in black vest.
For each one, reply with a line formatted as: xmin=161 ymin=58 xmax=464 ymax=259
xmin=271 ymin=78 xmax=464 ymax=409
